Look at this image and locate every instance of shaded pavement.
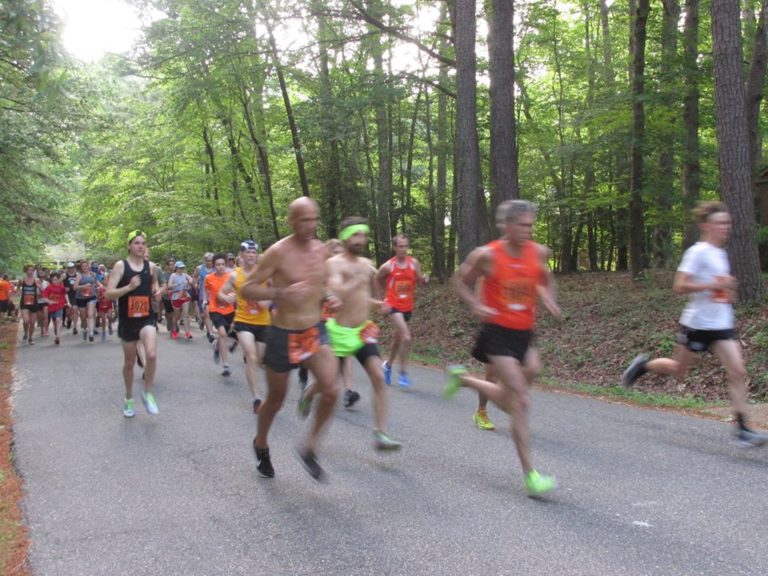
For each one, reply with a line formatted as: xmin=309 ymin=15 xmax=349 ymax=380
xmin=11 ymin=322 xmax=768 ymax=575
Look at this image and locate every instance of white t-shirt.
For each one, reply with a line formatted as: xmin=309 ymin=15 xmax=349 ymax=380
xmin=677 ymin=241 xmax=733 ymax=330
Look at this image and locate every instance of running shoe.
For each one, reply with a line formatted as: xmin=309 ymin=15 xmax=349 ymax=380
xmin=142 ymin=392 xmax=159 ymax=415
xmin=88 ymin=334 xmax=94 ymax=343
xmin=206 ymin=331 xmax=215 ymax=343
xmin=298 ymin=368 xmax=308 ymax=391
xmin=295 ymin=448 xmax=325 ymax=482
xmin=73 ymin=327 xmax=77 ymax=335
xmin=123 ymin=398 xmax=135 ymax=418
xmin=373 ymin=430 xmax=402 ymax=451
xmin=524 ymin=470 xmax=557 ymax=497
xmin=136 ymin=353 xmax=144 ymax=368
xmin=397 ymin=371 xmax=412 ymax=388
xmin=382 ymin=361 xmax=392 ymax=385
xmin=343 ymin=389 xmax=361 ymax=408
xmin=736 ymin=428 xmax=768 ymax=448
xmin=228 ymin=339 xmax=238 ymax=353
xmin=101 ymin=331 xmax=106 ymax=341
xmin=184 ymin=331 xmax=192 ymax=340
xmin=297 ymin=389 xmax=312 ymax=420
xmin=108 ymin=325 xmax=113 ymax=335
xmin=622 ymin=354 xmax=649 ymax=387
xmin=27 ymin=338 xmax=33 ymax=346
xmin=474 ymin=409 xmax=496 ymax=431
xmin=83 ymin=331 xmax=87 ymax=341
xmin=171 ymin=330 xmax=179 ymax=340
xmin=253 ymin=397 xmax=262 ymax=415
xmin=222 ymin=365 xmax=231 ymax=377
xmin=54 ymin=337 xmax=60 ymax=346
xmin=253 ymin=442 xmax=274 ymax=478
xmin=212 ymin=340 xmax=220 ymax=364
xmin=444 ymin=365 xmax=467 ymax=399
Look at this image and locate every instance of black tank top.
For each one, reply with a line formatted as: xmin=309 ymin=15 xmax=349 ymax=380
xmin=20 ymin=279 xmax=38 ymax=307
xmin=117 ymin=259 xmax=154 ymax=323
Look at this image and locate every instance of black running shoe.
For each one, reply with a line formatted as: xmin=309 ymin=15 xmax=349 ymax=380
xmin=295 ymin=448 xmax=325 ymax=482
xmin=622 ymin=354 xmax=648 ymax=387
xmin=252 ymin=397 xmax=262 ymax=415
xmin=228 ymin=339 xmax=238 ymax=353
xmin=136 ymin=354 xmax=144 ymax=368
xmin=736 ymin=428 xmax=768 ymax=448
xmin=253 ymin=441 xmax=274 ymax=478
xmin=343 ymin=389 xmax=361 ymax=408
xmin=213 ymin=340 xmax=220 ymax=365
xmin=298 ymin=367 xmax=308 ymax=391
xmin=206 ymin=332 xmax=215 ymax=343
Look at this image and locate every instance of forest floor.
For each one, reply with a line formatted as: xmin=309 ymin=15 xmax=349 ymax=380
xmin=2 ymin=271 xmax=768 ymax=574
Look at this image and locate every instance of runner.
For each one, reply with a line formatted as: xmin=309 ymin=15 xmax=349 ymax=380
xmin=444 ymin=200 xmax=561 ymax=497
xmin=622 ymin=201 xmax=768 ymax=448
xmin=18 ymin=265 xmax=41 ymax=345
xmin=105 ymin=230 xmax=161 ymax=417
xmin=301 ymin=217 xmax=402 ymax=450
xmin=0 ymin=274 xmax=13 ymax=321
xmin=375 ymin=234 xmax=429 ymax=388
xmin=37 ymin=268 xmax=50 ymax=338
xmin=204 ymin=253 xmax=236 ymax=377
xmin=42 ymin=272 xmax=68 ymax=345
xmin=63 ymin=262 xmax=78 ymax=332
xmin=194 ymin=253 xmax=216 ymax=342
xmin=160 ymin=258 xmax=177 ymax=335
xmin=96 ymin=278 xmax=114 ymax=341
xmin=241 ymin=196 xmax=340 ymax=481
xmin=72 ymin=260 xmax=99 ymax=342
xmin=168 ymin=261 xmax=194 ymax=340
xmin=219 ymin=240 xmax=271 ymax=413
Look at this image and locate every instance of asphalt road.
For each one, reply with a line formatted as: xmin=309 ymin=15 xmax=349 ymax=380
xmin=11 ymin=322 xmax=768 ymax=576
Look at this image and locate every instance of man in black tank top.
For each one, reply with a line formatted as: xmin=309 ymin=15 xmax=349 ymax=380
xmin=106 ymin=230 xmax=162 ymax=418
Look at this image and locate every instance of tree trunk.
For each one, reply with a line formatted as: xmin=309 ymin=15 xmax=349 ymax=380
xmin=454 ymin=0 xmax=486 ymax=262
xmin=629 ymin=0 xmax=649 ymax=278
xmin=488 ymin=0 xmax=519 ymax=216
xmin=746 ymin=0 xmax=768 ymax=178
xmin=681 ymin=0 xmax=702 ymax=248
xmin=654 ymin=0 xmax=681 ymax=268
xmin=711 ymin=0 xmax=766 ymax=302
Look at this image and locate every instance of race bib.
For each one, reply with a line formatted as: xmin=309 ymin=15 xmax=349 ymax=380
xmin=246 ymin=299 xmax=261 ymax=315
xmin=127 ymin=295 xmax=150 ymax=318
xmin=23 ymin=294 xmax=35 ymax=306
xmin=502 ymin=279 xmax=536 ymax=312
xmin=178 ymin=290 xmax=189 ymax=301
xmin=395 ymin=280 xmax=412 ymax=299
xmin=288 ymin=327 xmax=320 ymax=364
xmin=360 ymin=322 xmax=379 ymax=344
xmin=80 ymin=285 xmax=93 ymax=298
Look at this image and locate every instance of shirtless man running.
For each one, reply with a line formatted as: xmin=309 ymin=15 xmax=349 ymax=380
xmin=241 ymin=197 xmax=340 ymax=481
xmin=301 ymin=217 xmax=402 ymax=451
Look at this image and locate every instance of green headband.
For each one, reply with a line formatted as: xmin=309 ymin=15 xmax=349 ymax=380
xmin=127 ymin=229 xmax=146 ymax=243
xmin=339 ymin=224 xmax=370 ymax=241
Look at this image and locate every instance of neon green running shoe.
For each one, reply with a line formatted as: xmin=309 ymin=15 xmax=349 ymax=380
xmin=142 ymin=392 xmax=159 ymax=415
xmin=474 ymin=409 xmax=496 ymax=431
xmin=443 ymin=365 xmax=467 ymax=399
xmin=524 ymin=470 xmax=557 ymax=497
xmin=122 ymin=398 xmax=135 ymax=418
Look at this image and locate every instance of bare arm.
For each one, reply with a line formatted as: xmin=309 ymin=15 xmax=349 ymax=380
xmin=218 ymin=272 xmax=237 ymax=305
xmin=535 ymin=244 xmax=561 ymax=320
xmin=453 ymin=247 xmax=496 ymax=322
xmin=241 ymin=248 xmax=282 ymax=301
xmin=672 ymin=271 xmax=735 ymax=296
xmin=374 ymin=261 xmax=391 ymax=303
xmin=414 ymin=259 xmax=429 ymax=286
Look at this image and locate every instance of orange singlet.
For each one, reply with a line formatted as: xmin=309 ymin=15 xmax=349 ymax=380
xmin=384 ymin=256 xmax=417 ymax=312
xmin=482 ymin=240 xmax=542 ymax=330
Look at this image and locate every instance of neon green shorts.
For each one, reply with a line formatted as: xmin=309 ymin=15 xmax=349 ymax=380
xmin=326 ymin=318 xmax=379 ymax=358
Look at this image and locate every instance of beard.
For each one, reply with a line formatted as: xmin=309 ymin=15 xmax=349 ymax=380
xmin=347 ymin=242 xmax=365 ymax=256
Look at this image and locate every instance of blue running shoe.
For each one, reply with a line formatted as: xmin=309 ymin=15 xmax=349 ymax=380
xmin=383 ymin=361 xmax=392 ymax=386
xmin=397 ymin=371 xmax=412 ymax=388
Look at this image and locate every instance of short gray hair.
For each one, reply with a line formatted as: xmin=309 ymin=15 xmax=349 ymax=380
xmin=495 ymin=200 xmax=537 ymax=229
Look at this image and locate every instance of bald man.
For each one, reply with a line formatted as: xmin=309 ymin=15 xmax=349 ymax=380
xmin=242 ymin=197 xmax=340 ymax=481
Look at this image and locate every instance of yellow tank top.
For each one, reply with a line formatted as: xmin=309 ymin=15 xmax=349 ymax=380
xmin=234 ymin=267 xmax=271 ymax=325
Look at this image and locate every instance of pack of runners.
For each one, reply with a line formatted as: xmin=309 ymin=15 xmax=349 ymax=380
xmin=5 ymin=199 xmax=766 ymax=496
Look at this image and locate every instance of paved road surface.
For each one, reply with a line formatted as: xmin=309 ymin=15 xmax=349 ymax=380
xmin=12 ymin=323 xmax=768 ymax=575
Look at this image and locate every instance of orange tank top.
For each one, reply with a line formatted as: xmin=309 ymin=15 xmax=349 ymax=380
xmin=384 ymin=256 xmax=417 ymax=312
xmin=482 ymin=240 xmax=542 ymax=330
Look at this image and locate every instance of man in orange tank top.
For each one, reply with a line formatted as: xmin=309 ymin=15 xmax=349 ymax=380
xmin=445 ymin=200 xmax=561 ymax=497
xmin=375 ymin=234 xmax=429 ymax=388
